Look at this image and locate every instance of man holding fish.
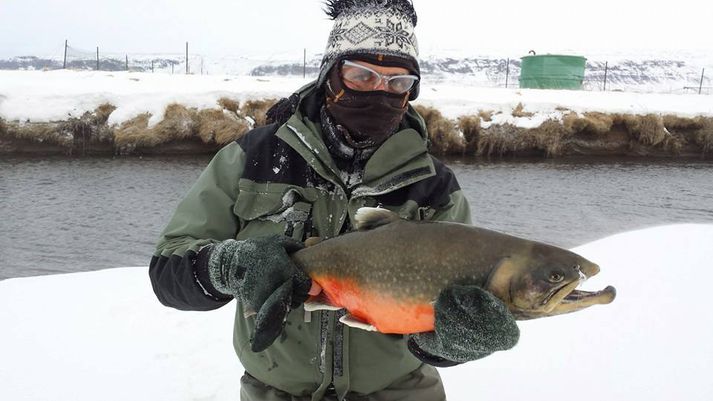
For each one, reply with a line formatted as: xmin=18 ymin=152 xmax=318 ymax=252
xmin=149 ymin=1 xmax=614 ymax=400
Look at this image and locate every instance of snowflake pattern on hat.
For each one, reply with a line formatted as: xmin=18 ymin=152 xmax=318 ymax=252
xmin=319 ymin=1 xmax=419 ymax=88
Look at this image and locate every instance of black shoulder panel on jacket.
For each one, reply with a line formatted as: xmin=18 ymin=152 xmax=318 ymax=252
xmin=235 ymin=124 xmax=313 ymax=187
xmin=375 ymin=155 xmax=461 ymax=209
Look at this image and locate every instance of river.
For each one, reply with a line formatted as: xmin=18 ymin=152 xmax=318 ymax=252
xmin=1 ymin=155 xmax=712 ymax=280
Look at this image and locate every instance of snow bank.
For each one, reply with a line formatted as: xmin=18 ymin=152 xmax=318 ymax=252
xmin=1 ymin=70 xmax=712 ymax=130
xmin=1 ymin=224 xmax=712 ymax=401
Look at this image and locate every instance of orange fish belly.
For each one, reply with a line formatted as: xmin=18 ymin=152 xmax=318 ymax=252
xmin=311 ymin=275 xmax=435 ymax=333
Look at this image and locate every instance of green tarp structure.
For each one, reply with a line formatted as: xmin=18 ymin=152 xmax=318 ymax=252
xmin=519 ymin=54 xmax=587 ymax=90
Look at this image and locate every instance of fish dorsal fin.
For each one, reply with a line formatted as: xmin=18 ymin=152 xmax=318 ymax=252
xmin=339 ymin=314 xmax=378 ymax=332
xmin=354 ymin=207 xmax=400 ymax=231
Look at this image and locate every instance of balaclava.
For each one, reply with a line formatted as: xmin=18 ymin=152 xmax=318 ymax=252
xmin=318 ymin=0 xmax=421 ymax=144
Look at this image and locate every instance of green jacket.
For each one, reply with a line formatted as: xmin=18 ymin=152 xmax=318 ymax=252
xmin=149 ymin=82 xmax=471 ymax=400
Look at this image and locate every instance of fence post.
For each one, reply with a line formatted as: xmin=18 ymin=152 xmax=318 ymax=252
xmin=63 ymin=40 xmax=68 ymax=69
xmin=505 ymin=58 xmax=510 ymax=88
xmin=303 ymin=48 xmax=307 ymax=79
xmin=185 ymin=42 xmax=189 ymax=74
xmin=603 ymin=61 xmax=608 ymax=91
xmin=700 ymin=68 xmax=705 ymax=95
xmin=96 ymin=47 xmax=99 ymax=71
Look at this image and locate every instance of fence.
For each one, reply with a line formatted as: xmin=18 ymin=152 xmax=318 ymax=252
xmin=9 ymin=40 xmax=710 ymax=95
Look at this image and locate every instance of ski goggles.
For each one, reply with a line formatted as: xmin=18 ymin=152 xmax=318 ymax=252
xmin=340 ymin=60 xmax=419 ymax=95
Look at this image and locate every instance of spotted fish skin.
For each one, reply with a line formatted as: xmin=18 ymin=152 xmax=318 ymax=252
xmin=292 ymin=208 xmax=616 ymax=333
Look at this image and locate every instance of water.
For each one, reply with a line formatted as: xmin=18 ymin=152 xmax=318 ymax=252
xmin=1 ymin=155 xmax=712 ymax=280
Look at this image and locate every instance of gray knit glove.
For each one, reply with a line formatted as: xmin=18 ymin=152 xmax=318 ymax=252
xmin=206 ymin=235 xmax=311 ymax=352
xmin=408 ymin=284 xmax=520 ymax=366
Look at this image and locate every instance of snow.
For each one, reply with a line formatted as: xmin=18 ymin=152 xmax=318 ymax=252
xmin=1 ymin=224 xmax=712 ymax=401
xmin=1 ymin=70 xmax=712 ymax=132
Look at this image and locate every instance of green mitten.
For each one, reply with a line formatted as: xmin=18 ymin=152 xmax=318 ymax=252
xmin=206 ymin=235 xmax=311 ymax=352
xmin=408 ymin=284 xmax=520 ymax=366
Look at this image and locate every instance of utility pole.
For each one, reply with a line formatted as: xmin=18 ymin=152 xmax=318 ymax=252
xmin=151 ymin=60 xmax=154 ymax=73
xmin=185 ymin=42 xmax=189 ymax=74
xmin=125 ymin=55 xmax=128 ymax=71
xmin=303 ymin=48 xmax=307 ymax=78
xmin=700 ymin=68 xmax=705 ymax=95
xmin=603 ymin=61 xmax=608 ymax=91
xmin=63 ymin=40 xmax=68 ymax=69
xmin=505 ymin=58 xmax=510 ymax=88
xmin=96 ymin=47 xmax=99 ymax=71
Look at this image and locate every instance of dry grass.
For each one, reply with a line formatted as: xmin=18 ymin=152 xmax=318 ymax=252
xmin=197 ymin=109 xmax=250 ymax=144
xmin=3 ymin=97 xmax=712 ymax=158
xmin=477 ymin=124 xmax=525 ymax=156
xmin=114 ymin=101 xmax=252 ymax=150
xmin=217 ymin=97 xmax=240 ymax=114
xmin=512 ymin=103 xmax=535 ymax=118
xmin=663 ymin=114 xmax=704 ymax=131
xmin=240 ymin=99 xmax=278 ymax=127
xmin=563 ymin=112 xmax=614 ymax=134
xmin=114 ymin=113 xmax=153 ymax=148
xmin=414 ymin=105 xmax=464 ymax=154
xmin=478 ymin=110 xmax=494 ymax=122
xmin=616 ymin=113 xmax=668 ymax=146
xmin=694 ymin=117 xmax=713 ymax=154
xmin=4 ymin=121 xmax=71 ymax=146
xmin=457 ymin=115 xmax=481 ymax=154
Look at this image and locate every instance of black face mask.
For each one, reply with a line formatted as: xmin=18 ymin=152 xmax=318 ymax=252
xmin=325 ymin=66 xmax=410 ymax=144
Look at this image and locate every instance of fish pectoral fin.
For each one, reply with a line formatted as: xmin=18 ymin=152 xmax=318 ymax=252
xmin=354 ymin=207 xmax=400 ymax=231
xmin=339 ymin=314 xmax=378 ymax=332
xmin=304 ymin=293 xmax=343 ymax=312
xmin=304 ymin=237 xmax=323 ymax=247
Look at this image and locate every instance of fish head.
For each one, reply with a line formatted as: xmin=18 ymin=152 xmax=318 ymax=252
xmin=486 ymin=243 xmax=616 ymax=320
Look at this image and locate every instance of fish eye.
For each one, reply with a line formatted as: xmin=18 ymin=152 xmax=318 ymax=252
xmin=548 ymin=271 xmax=565 ymax=283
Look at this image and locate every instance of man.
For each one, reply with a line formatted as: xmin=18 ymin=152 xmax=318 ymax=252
xmin=149 ymin=1 xmax=519 ymax=400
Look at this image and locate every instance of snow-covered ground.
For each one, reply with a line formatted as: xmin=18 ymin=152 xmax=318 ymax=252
xmin=1 ymin=70 xmax=712 ymax=132
xmin=1 ymin=224 xmax=712 ymax=401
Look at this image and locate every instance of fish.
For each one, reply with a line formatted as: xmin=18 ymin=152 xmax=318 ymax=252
xmin=292 ymin=207 xmax=616 ymax=333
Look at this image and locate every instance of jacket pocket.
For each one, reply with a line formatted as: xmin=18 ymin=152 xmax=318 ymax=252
xmin=233 ymin=182 xmax=313 ymax=241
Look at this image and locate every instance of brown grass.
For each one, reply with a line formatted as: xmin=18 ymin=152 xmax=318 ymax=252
xmin=477 ymin=123 xmax=525 ymax=156
xmin=694 ymin=117 xmax=713 ymax=154
xmin=197 ymin=108 xmax=250 ymax=144
xmin=3 ymin=98 xmax=711 ymax=158
xmin=217 ymin=97 xmax=240 ymax=114
xmin=114 ymin=102 xmax=252 ymax=150
xmin=414 ymin=105 xmax=464 ymax=154
xmin=478 ymin=110 xmax=494 ymax=122
xmin=563 ymin=112 xmax=614 ymax=134
xmin=114 ymin=113 xmax=153 ymax=149
xmin=457 ymin=115 xmax=481 ymax=154
xmin=663 ymin=114 xmax=704 ymax=131
xmin=512 ymin=103 xmax=535 ymax=118
xmin=616 ymin=113 xmax=668 ymax=146
xmin=240 ymin=99 xmax=278 ymax=127
xmin=4 ymin=121 xmax=71 ymax=146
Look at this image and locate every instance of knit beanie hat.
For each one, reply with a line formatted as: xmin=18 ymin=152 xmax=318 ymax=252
xmin=318 ymin=0 xmax=421 ymax=100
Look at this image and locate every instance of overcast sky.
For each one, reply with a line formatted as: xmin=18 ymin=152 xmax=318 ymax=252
xmin=1 ymin=0 xmax=711 ymax=59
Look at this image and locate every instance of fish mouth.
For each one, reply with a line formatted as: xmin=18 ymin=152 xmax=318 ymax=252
xmin=539 ymin=263 xmax=616 ymax=316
